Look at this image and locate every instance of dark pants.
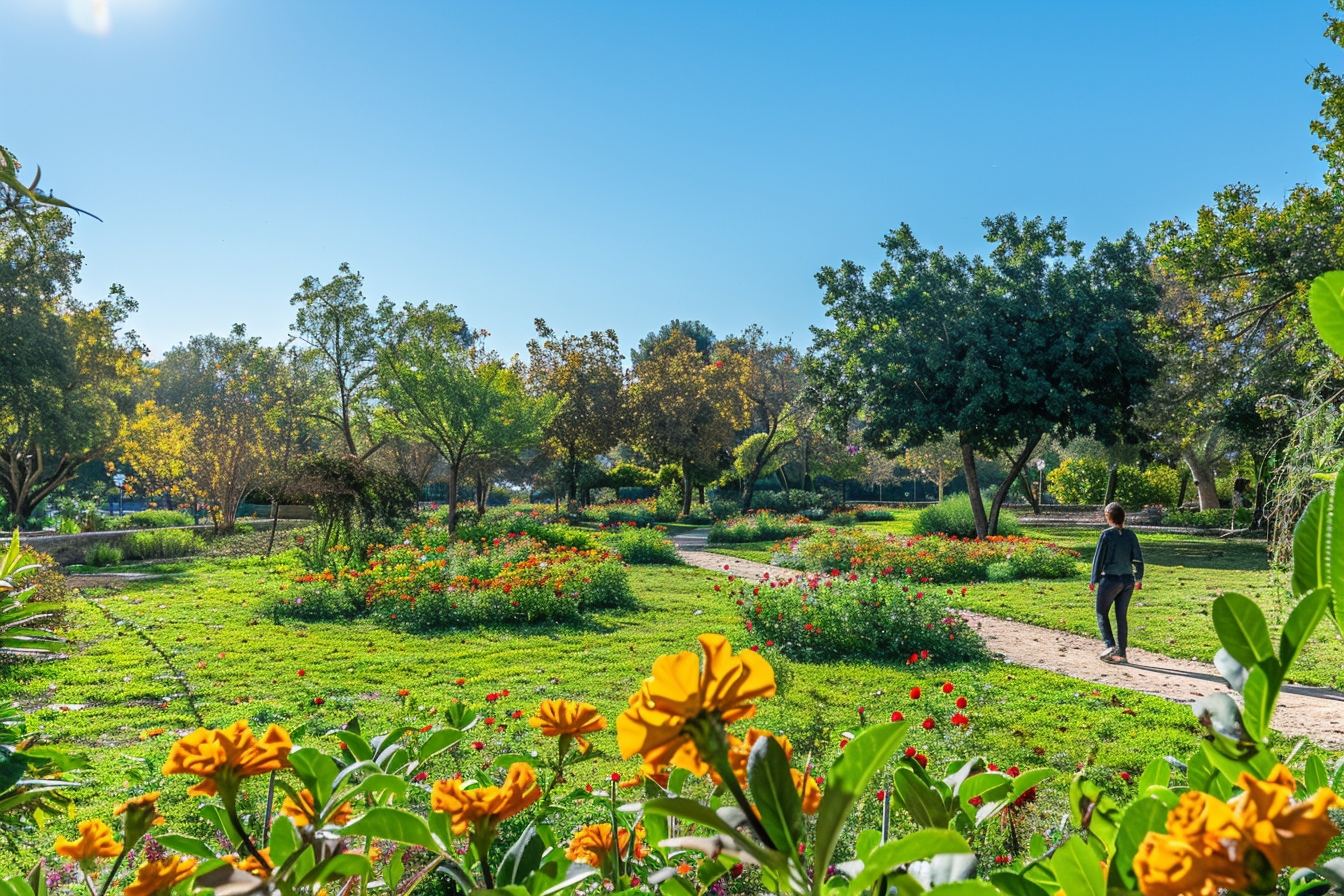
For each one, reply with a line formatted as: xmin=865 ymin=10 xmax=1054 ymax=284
xmin=1096 ymin=575 xmax=1134 ymax=654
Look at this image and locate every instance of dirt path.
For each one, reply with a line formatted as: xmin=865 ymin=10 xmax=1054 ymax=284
xmin=671 ymin=531 xmax=1344 ymax=748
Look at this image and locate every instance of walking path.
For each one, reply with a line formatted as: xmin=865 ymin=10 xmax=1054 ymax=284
xmin=671 ymin=531 xmax=1344 ymax=748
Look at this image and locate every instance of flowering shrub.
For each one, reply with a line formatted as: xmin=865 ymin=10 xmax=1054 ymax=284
xmin=915 ymin=493 xmax=1024 ymax=537
xmin=727 ymin=572 xmax=987 ymax=664
xmin=596 ymin=525 xmax=680 ymax=565
xmin=578 ymin=499 xmax=658 ymax=527
xmin=776 ymin=529 xmax=1079 ymax=582
xmin=708 ymin=511 xmax=813 ymax=544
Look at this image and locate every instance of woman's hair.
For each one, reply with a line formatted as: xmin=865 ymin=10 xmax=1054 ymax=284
xmin=1104 ymin=502 xmax=1125 ymax=526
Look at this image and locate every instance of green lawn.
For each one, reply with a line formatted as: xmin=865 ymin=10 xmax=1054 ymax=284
xmin=701 ymin=512 xmax=1344 ymax=688
xmin=0 ymin=549 xmax=1281 ymax=870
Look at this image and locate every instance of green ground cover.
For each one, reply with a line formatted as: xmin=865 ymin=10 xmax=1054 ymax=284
xmin=701 ymin=510 xmax=1344 ymax=688
xmin=0 ymin=550 xmax=1277 ymax=871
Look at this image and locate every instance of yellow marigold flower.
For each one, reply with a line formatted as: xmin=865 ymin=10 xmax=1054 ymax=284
xmin=161 ymin=721 xmax=292 ymax=798
xmin=280 ymin=789 xmax=354 ymax=827
xmin=123 ymin=856 xmax=198 ymax=896
xmin=1229 ymin=765 xmax=1342 ymax=873
xmin=431 ymin=762 xmax=541 ymax=836
xmin=529 ymin=699 xmax=607 ymax=752
xmin=565 ymin=823 xmax=648 ymax=868
xmin=139 ymin=728 xmax=166 ymax=741
xmin=792 ymin=768 xmax=821 ymax=815
xmin=54 ymin=819 xmax=121 ymax=863
xmin=114 ymin=792 xmax=165 ymax=846
xmin=617 ymin=634 xmax=776 ymax=776
xmin=718 ymin=728 xmax=793 ymax=787
xmin=225 ymin=848 xmax=271 ymax=879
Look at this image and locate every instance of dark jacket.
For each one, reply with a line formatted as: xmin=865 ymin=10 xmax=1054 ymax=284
xmin=1090 ymin=526 xmax=1144 ymax=584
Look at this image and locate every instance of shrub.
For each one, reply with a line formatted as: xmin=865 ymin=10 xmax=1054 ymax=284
xmin=708 ymin=511 xmax=812 ymax=544
xmin=779 ymin=529 xmax=1078 ymax=583
xmin=85 ymin=543 xmax=123 ymax=567
xmin=599 ymin=526 xmax=680 ymax=564
xmin=914 ymin=494 xmax=1022 ymax=538
xmin=1114 ymin=465 xmax=1182 ymax=509
xmin=451 ymin=517 xmax=596 ymax=550
xmin=124 ymin=509 xmax=196 ymax=529
xmin=1163 ymin=508 xmax=1233 ymax=528
xmin=826 ymin=510 xmax=859 ymax=526
xmin=654 ymin=485 xmax=682 ymax=522
xmin=122 ymin=529 xmax=204 ymax=560
xmin=1046 ymin=457 xmax=1109 ymax=503
xmin=854 ymin=507 xmax=895 ymax=521
xmin=730 ymin=574 xmax=987 ymax=664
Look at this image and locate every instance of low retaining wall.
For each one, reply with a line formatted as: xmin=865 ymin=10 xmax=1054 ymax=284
xmin=19 ymin=519 xmax=310 ymax=565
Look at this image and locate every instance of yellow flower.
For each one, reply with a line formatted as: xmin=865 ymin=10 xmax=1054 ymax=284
xmin=529 ymin=699 xmax=607 ymax=752
xmin=565 ymin=823 xmax=648 ymax=868
xmin=123 ymin=856 xmax=198 ymax=896
xmin=161 ymin=721 xmax=292 ymax=798
xmin=617 ymin=634 xmax=776 ymax=775
xmin=225 ymin=848 xmax=271 ymax=879
xmin=1229 ymin=765 xmax=1342 ymax=872
xmin=719 ymin=728 xmax=794 ymax=787
xmin=792 ymin=768 xmax=821 ymax=816
xmin=114 ymin=792 xmax=165 ymax=846
xmin=1134 ymin=765 xmax=1343 ymax=896
xmin=139 ymin=728 xmax=167 ymax=741
xmin=431 ymin=762 xmax=541 ymax=836
xmin=54 ymin=819 xmax=121 ymax=864
xmin=280 ymin=789 xmax=354 ymax=827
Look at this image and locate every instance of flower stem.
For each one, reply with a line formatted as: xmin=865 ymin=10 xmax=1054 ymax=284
xmin=95 ymin=850 xmax=127 ymax=896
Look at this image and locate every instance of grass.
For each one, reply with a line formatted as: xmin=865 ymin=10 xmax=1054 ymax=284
xmin=699 ymin=511 xmax=1344 ymax=689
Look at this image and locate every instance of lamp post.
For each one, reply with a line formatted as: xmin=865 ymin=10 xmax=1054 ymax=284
xmin=1034 ymin=459 xmax=1046 ymax=512
xmin=112 ymin=472 xmax=126 ymax=516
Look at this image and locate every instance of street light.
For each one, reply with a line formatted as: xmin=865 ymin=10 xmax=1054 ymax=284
xmin=1034 ymin=459 xmax=1046 ymax=509
xmin=112 ymin=472 xmax=126 ymax=516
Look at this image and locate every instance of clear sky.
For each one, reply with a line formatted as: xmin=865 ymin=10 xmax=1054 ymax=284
xmin=1 ymin=1 xmax=1333 ymax=359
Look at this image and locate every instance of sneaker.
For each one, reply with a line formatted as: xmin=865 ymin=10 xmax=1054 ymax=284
xmin=1109 ymin=654 xmax=1128 ymax=664
xmin=1099 ymin=646 xmax=1117 ymax=660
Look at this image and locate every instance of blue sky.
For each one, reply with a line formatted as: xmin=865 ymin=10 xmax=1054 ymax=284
xmin=1 ymin=1 xmax=1332 ymax=359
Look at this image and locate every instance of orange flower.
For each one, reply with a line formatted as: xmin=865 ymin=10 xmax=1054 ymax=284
xmin=792 ymin=768 xmax=821 ymax=815
xmin=225 ymin=847 xmax=272 ymax=879
xmin=431 ymin=762 xmax=541 ymax=835
xmin=114 ymin=792 xmax=165 ymax=845
xmin=123 ymin=856 xmax=198 ymax=896
xmin=565 ymin=823 xmax=648 ymax=868
xmin=54 ymin=819 xmax=121 ymax=864
xmin=529 ymin=699 xmax=607 ymax=752
xmin=1229 ymin=765 xmax=1342 ymax=872
xmin=280 ymin=789 xmax=354 ymax=827
xmin=161 ymin=721 xmax=292 ymax=798
xmin=617 ymin=634 xmax=776 ymax=776
xmin=719 ymin=728 xmax=793 ymax=787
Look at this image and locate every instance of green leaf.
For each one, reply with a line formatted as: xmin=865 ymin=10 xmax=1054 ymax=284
xmin=299 ymin=853 xmax=372 ymax=888
xmin=991 ymin=871 xmax=1051 ymax=896
xmin=956 ymin=773 xmax=1011 ymax=820
xmin=1050 ymin=836 xmax=1104 ymax=896
xmin=1106 ymin=797 xmax=1168 ymax=894
xmin=288 ymin=748 xmax=340 ymax=808
xmin=1241 ymin=658 xmax=1282 ymax=743
xmin=335 ymin=731 xmax=373 ymax=763
xmin=0 ymin=878 xmax=36 ymax=896
xmin=1067 ymin=774 xmax=1120 ymax=856
xmin=655 ymin=876 xmax=696 ymax=896
xmin=341 ymin=807 xmax=440 ymax=851
xmin=1028 ymin=833 xmax=1048 ymax=860
xmin=746 ymin=733 xmax=804 ymax=855
xmin=418 ymin=728 xmax=463 ymax=761
xmin=1309 ymin=271 xmax=1344 ymax=359
xmin=1304 ymin=755 xmax=1330 ymax=794
xmin=1010 ymin=769 xmax=1055 ymax=800
xmin=892 ymin=766 xmax=953 ymax=830
xmin=339 ymin=772 xmax=407 ymax=806
xmin=847 ymin=828 xmax=972 ymax=892
xmin=1292 ymin=492 xmax=1330 ymax=597
xmin=496 ymin=825 xmax=547 ymax=887
xmin=1136 ymin=758 xmax=1170 ymax=796
xmin=24 ymin=863 xmax=43 ymax=896
xmin=153 ymin=835 xmax=218 ymax=860
xmin=268 ymin=816 xmax=301 ymax=866
xmin=926 ymin=882 xmax=1003 ymax=896
xmin=814 ymin=721 xmax=909 ymax=884
xmin=640 ymin=798 xmax=776 ymax=867
xmin=1280 ymin=588 xmax=1331 ymax=677
xmin=1211 ymin=593 xmax=1274 ymax=669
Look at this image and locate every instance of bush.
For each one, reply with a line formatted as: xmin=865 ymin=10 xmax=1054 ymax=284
xmin=122 ymin=529 xmax=204 ymax=560
xmin=779 ymin=529 xmax=1079 ymax=583
xmin=599 ymin=526 xmax=680 ymax=564
xmin=854 ymin=507 xmax=895 ymax=522
xmin=708 ymin=511 xmax=812 ymax=544
xmin=124 ymin=509 xmax=196 ymax=529
xmin=85 ymin=543 xmax=123 ymax=567
xmin=730 ymin=574 xmax=987 ymax=664
xmin=826 ymin=510 xmax=859 ymax=526
xmin=451 ymin=517 xmax=595 ymax=550
xmin=1114 ymin=465 xmax=1182 ymax=509
xmin=1046 ymin=458 xmax=1109 ymax=503
xmin=914 ymin=494 xmax=1022 ymax=538
xmin=654 ymin=485 xmax=682 ymax=522
xmin=1163 ymin=508 xmax=1233 ymax=528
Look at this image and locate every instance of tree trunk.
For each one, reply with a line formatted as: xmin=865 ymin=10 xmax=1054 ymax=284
xmin=447 ymin=462 xmax=461 ymax=533
xmin=680 ymin=464 xmax=693 ymax=517
xmin=1104 ymin=466 xmax=1118 ymax=505
xmin=987 ymin=436 xmax=1041 ymax=536
xmin=475 ymin=471 xmax=488 ymax=515
xmin=1016 ymin=466 xmax=1041 ymax=513
xmin=960 ymin=436 xmax=990 ymax=539
xmin=266 ymin=499 xmax=280 ymax=557
xmin=1181 ymin=449 xmax=1221 ymax=511
xmin=742 ymin=476 xmax=757 ymax=514
xmin=1177 ymin=472 xmax=1189 ymax=508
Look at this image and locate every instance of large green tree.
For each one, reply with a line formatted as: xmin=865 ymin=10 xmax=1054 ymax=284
xmin=526 ymin=320 xmax=628 ymax=505
xmin=0 ymin=210 xmax=143 ymax=527
xmin=377 ymin=303 xmax=554 ymax=531
xmin=630 ymin=319 xmax=716 ymax=366
xmin=810 ymin=214 xmax=1158 ymax=536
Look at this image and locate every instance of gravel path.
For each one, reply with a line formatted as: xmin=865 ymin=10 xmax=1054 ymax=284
xmin=672 ymin=531 xmax=1344 ymax=748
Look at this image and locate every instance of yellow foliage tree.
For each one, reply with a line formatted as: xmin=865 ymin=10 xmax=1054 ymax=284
xmin=119 ymin=401 xmax=194 ymax=507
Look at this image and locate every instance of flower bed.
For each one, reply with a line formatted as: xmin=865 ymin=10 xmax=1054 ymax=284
xmin=726 ymin=572 xmax=987 ymax=664
xmin=595 ymin=525 xmax=680 ymax=564
xmin=774 ymin=530 xmax=1079 ymax=582
xmin=707 ymin=511 xmax=813 ymax=544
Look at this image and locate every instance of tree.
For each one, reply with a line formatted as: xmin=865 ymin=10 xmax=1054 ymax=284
xmin=902 ymin=435 xmax=962 ymax=502
xmin=119 ymin=401 xmax=193 ymax=508
xmin=630 ymin=319 xmax=716 ymax=366
xmin=628 ymin=333 xmax=749 ymax=515
xmin=377 ymin=303 xmax=554 ymax=531
xmin=289 ymin=263 xmax=385 ymax=459
xmin=810 ymin=215 xmax=1158 ymax=536
xmin=0 ymin=210 xmax=143 ymax=528
xmin=717 ymin=327 xmax=805 ymax=512
xmin=157 ymin=326 xmax=281 ymax=532
xmin=0 ymin=144 xmax=96 ymax=238
xmin=527 ymin=320 xmax=628 ymax=505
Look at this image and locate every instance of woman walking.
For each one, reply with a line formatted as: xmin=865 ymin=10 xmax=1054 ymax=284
xmin=1089 ymin=502 xmax=1144 ymax=663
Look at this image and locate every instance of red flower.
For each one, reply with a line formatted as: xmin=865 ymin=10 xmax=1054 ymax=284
xmin=765 ymin=640 xmax=774 ymax=647
xmin=609 ymin=772 xmax=621 ymax=782
xmin=313 ymin=697 xmax=325 ymax=705
xmin=994 ymin=856 xmax=1011 ymax=865
xmin=951 ymin=713 xmax=970 ymax=727
xmin=398 ymin=689 xmax=410 ymax=697
xmin=297 ymin=669 xmax=306 ymax=677
xmin=501 ymin=689 xmax=510 ymax=697
xmin=484 ymin=717 xmax=496 ymax=726
xmin=419 ymin=725 xmax=433 ymax=733
xmin=454 ymin=678 xmax=466 ymax=686
xmin=915 ymin=754 xmax=928 ymax=768
xmin=471 ymin=741 xmax=485 ymax=750
xmin=1119 ymin=771 xmax=1132 ymax=783
xmin=941 ymin=682 xmax=954 ymax=694
xmin=413 ymin=772 xmax=428 ymax=782
xmin=510 ymin=710 xmax=523 ymax=719
xmin=857 ymin=706 xmax=865 ymax=715
xmin=904 ymin=567 xmax=913 ymax=574
xmin=921 ymin=718 xmax=935 ymax=730
xmin=486 ymin=693 xmax=499 ymax=702
xmin=891 ymin=711 xmax=904 ymax=722
xmin=839 ymin=737 xmax=849 ymax=749
xmin=955 ymin=696 xmax=967 ymax=709
xmin=876 ymin=790 xmax=886 ymax=801
xmin=909 ymin=687 xmax=921 ymax=700
xmin=904 ymin=747 xmax=917 ymax=758
xmin=907 ymin=653 xmax=919 ymax=665
xmin=920 ymin=650 xmax=929 ymax=659
xmin=969 ymin=795 xmax=983 ymax=807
